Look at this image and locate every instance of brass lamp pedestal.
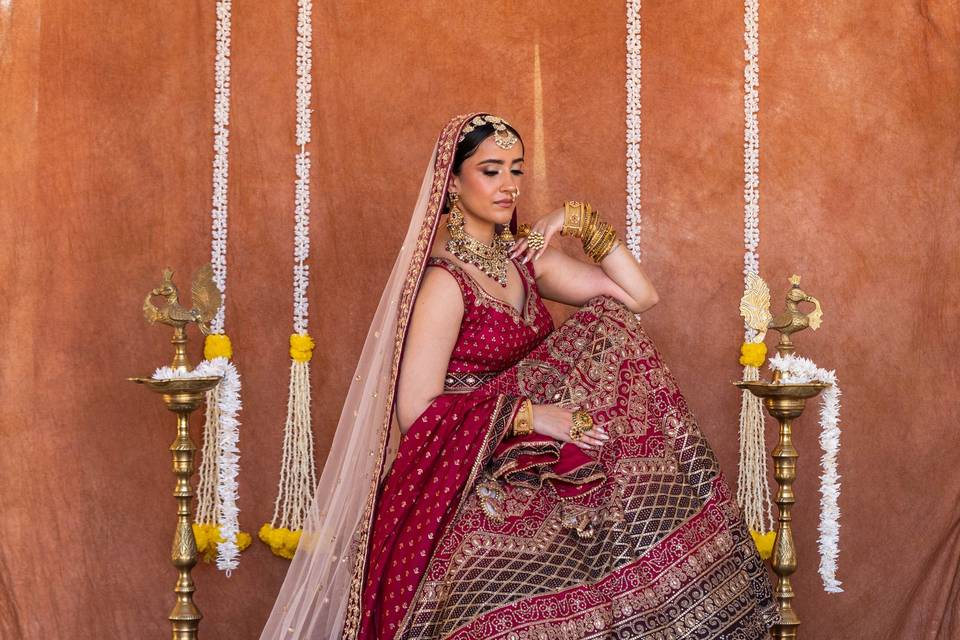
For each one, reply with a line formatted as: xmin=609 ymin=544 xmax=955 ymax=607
xmin=735 ymin=381 xmax=828 ymax=640
xmin=131 ymin=376 xmax=221 ymax=639
xmin=130 ymin=266 xmax=224 ymax=639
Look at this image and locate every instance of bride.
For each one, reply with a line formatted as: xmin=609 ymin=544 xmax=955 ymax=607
xmin=261 ymin=113 xmax=778 ymax=639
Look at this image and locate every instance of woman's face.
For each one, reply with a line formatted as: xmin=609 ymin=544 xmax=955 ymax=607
xmin=450 ymin=135 xmax=525 ymax=228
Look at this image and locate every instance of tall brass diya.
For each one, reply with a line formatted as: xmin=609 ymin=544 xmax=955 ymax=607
xmin=130 ymin=266 xmax=222 ymax=640
xmin=735 ymin=274 xmax=830 ymax=640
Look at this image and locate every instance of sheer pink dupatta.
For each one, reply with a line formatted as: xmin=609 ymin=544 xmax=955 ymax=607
xmin=260 ymin=114 xmax=483 ymax=640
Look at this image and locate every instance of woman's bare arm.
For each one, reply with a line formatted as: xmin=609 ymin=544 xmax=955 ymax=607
xmin=533 ymin=244 xmax=659 ymax=314
xmin=509 ymin=208 xmax=658 ymax=313
xmin=395 ymin=267 xmax=464 ymax=433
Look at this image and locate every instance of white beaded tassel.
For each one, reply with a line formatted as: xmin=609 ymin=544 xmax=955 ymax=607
xmin=736 ymin=0 xmax=775 ymax=544
xmin=262 ymin=0 xmax=317 ymax=558
xmin=736 ymin=359 xmax=775 ymax=535
xmin=624 ymin=0 xmax=643 ymax=262
xmin=271 ymin=361 xmax=317 ymax=530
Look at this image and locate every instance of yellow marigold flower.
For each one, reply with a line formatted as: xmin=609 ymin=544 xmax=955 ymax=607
xmin=259 ymin=523 xmax=302 ymax=560
xmin=750 ymin=529 xmax=776 ymax=560
xmin=204 ymin=334 xmax=233 ymax=361
xmin=290 ymin=333 xmax=315 ymax=363
xmin=192 ymin=524 xmax=251 ymax=563
xmin=192 ymin=523 xmax=209 ymax=553
xmin=739 ymin=342 xmax=767 ymax=368
xmin=236 ymin=531 xmax=253 ymax=552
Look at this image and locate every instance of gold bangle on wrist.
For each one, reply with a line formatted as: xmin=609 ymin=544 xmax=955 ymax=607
xmin=590 ymin=227 xmax=619 ymax=263
xmin=562 ymin=201 xmax=588 ymax=238
xmin=512 ymin=398 xmax=534 ymax=436
xmin=583 ymin=222 xmax=609 ymax=258
xmin=562 ymin=202 xmax=620 ymax=262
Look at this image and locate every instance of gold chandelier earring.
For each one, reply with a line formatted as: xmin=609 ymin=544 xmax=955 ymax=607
xmin=447 ymin=192 xmax=465 ymax=239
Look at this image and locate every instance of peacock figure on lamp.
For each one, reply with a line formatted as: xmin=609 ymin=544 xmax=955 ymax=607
xmin=142 ymin=265 xmax=222 ymax=370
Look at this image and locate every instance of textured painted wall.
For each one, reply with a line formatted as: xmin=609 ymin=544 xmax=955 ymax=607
xmin=1 ymin=1 xmax=957 ymax=638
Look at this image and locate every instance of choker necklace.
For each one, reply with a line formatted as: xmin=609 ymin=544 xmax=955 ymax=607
xmin=445 ymin=196 xmax=512 ymax=287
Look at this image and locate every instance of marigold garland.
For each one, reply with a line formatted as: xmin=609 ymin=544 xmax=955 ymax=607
xmin=262 ymin=0 xmax=317 ymax=560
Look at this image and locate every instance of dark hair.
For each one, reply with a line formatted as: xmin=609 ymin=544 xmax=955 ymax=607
xmin=451 ymin=120 xmax=524 ymax=175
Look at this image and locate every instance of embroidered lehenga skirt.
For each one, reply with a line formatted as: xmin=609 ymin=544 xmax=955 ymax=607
xmin=358 ymin=257 xmax=778 ymax=640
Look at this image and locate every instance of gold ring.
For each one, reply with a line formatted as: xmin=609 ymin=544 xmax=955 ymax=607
xmin=572 ymin=410 xmax=593 ymax=433
xmin=569 ymin=410 xmax=593 ymax=441
xmin=527 ymin=231 xmax=545 ymax=251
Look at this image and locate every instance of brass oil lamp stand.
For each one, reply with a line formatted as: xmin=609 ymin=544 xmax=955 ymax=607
xmin=735 ymin=275 xmax=830 ymax=640
xmin=130 ymin=267 xmax=223 ymax=639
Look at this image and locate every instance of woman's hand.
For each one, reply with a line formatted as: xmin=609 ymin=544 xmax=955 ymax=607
xmin=530 ymin=403 xmax=609 ymax=451
xmin=508 ymin=206 xmax=565 ymax=264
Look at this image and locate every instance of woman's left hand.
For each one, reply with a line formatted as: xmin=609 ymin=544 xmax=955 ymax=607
xmin=508 ymin=206 xmax=564 ymax=264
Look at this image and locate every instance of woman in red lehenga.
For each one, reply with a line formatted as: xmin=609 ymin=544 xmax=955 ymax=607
xmin=261 ymin=113 xmax=778 ymax=640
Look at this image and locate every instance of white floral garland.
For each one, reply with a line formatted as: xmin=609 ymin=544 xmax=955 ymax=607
xmin=625 ymin=0 xmax=643 ymax=262
xmin=768 ymin=353 xmax=844 ymax=593
xmin=292 ymin=0 xmax=313 ymax=336
xmin=742 ymin=0 xmax=761 ymax=333
xmin=209 ymin=0 xmax=233 ymax=335
xmin=153 ymin=359 xmax=243 ymax=573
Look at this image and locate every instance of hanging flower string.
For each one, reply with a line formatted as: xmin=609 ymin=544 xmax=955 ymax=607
xmin=192 ymin=0 xmax=250 ymax=571
xmin=768 ymin=353 xmax=844 ymax=592
xmin=260 ymin=0 xmax=317 ymax=560
xmin=624 ymin=0 xmax=643 ymax=262
xmin=153 ymin=359 xmax=249 ymax=573
xmin=732 ymin=0 xmax=777 ymax=560
xmin=209 ymin=0 xmax=232 ymax=338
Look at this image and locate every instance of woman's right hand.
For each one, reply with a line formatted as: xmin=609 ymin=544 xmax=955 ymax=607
xmin=530 ymin=403 xmax=609 ymax=451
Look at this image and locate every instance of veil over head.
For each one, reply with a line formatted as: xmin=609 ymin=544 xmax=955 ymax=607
xmin=261 ymin=112 xmax=519 ymax=639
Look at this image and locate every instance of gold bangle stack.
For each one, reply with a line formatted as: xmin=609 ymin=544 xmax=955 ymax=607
xmin=561 ymin=201 xmax=590 ymax=237
xmin=512 ymin=398 xmax=534 ymax=436
xmin=569 ymin=409 xmax=594 ymax=441
xmin=562 ymin=201 xmax=619 ymax=263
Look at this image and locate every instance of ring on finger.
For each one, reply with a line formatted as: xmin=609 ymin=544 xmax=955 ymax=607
xmin=527 ymin=231 xmax=546 ymax=251
xmin=569 ymin=410 xmax=592 ymax=441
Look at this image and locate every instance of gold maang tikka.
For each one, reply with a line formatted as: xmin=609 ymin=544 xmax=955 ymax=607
xmin=446 ymin=192 xmax=512 ymax=287
xmin=458 ymin=114 xmax=519 ymax=150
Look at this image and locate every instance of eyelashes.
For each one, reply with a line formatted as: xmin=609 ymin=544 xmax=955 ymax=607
xmin=483 ymin=170 xmax=525 ymax=177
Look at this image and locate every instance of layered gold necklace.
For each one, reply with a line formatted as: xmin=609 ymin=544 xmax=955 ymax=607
xmin=445 ymin=195 xmax=512 ymax=287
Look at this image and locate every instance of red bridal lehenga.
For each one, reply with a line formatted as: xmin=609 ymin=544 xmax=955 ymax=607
xmin=260 ymin=113 xmax=778 ymax=640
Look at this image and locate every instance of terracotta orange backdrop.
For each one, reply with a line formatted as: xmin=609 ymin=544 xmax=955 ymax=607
xmin=1 ymin=1 xmax=958 ymax=638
